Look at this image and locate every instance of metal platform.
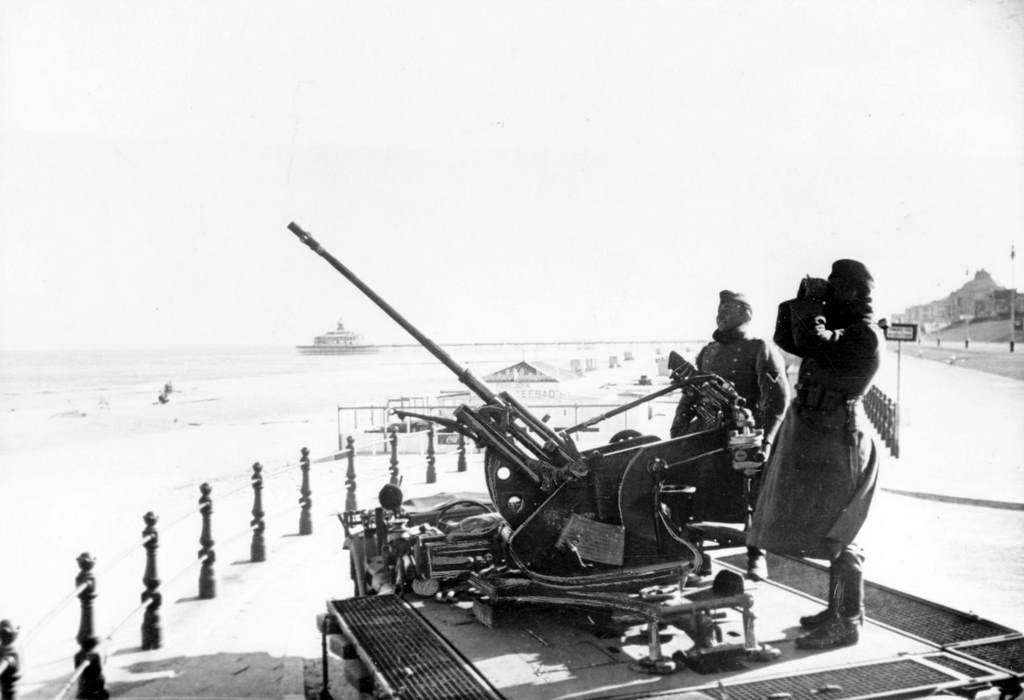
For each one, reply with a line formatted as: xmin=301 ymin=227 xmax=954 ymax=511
xmin=633 ymin=653 xmax=1010 ymax=699
xmin=718 ymin=552 xmax=1018 ymax=645
xmin=951 ymin=635 xmax=1024 ymax=677
xmin=327 ymin=554 xmax=1023 ymax=699
xmin=327 ymin=595 xmax=503 ymax=699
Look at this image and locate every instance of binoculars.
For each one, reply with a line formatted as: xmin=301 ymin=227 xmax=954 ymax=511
xmin=798 ymin=276 xmax=833 ymax=302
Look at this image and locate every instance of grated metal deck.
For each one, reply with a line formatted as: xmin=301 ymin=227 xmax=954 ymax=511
xmin=719 ymin=552 xmax=1017 ymax=645
xmin=926 ymin=652 xmax=1003 ymax=679
xmin=638 ymin=657 xmax=977 ymax=700
xmin=329 ymin=595 xmax=504 ymax=699
xmin=327 ymin=557 xmax=1023 ymax=699
xmin=953 ymin=635 xmax=1024 ymax=675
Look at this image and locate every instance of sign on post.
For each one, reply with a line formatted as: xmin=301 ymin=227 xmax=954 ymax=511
xmin=882 ymin=321 xmax=917 ymax=458
xmin=884 ymin=323 xmax=918 ymax=342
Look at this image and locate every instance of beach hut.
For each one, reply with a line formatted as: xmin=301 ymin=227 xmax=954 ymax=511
xmin=482 ymin=360 xmax=580 ymax=404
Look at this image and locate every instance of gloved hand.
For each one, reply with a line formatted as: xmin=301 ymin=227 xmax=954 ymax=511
xmin=814 ymin=315 xmax=842 ymax=342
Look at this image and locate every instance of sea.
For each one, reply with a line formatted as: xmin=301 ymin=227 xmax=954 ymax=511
xmin=0 ymin=342 xmax=689 ymax=399
xmin=0 ymin=341 xmax=692 ymax=458
xmin=0 ymin=346 xmax=393 ymax=397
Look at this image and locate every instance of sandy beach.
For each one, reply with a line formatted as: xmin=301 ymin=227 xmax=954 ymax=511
xmin=1 ymin=342 xmax=1022 ymax=694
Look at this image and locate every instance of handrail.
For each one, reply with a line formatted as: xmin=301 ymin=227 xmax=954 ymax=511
xmin=47 ymin=491 xmax=316 ymax=700
xmin=52 ymin=657 xmax=91 ymax=700
xmin=49 ymin=552 xmax=205 ymax=700
xmin=312 ymin=434 xmax=390 ymax=464
xmin=10 ymin=436 xmax=455 ymax=695
xmin=10 ymin=446 xmax=339 ymax=657
xmin=17 ymin=582 xmax=90 ymax=649
xmin=337 ymin=400 xmax=675 ymax=428
xmin=337 ymin=399 xmax=676 ymax=417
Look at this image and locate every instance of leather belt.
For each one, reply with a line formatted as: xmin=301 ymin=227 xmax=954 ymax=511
xmin=794 ymin=383 xmax=861 ymax=411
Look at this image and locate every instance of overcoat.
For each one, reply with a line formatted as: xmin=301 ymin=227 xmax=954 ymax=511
xmin=747 ymin=297 xmax=882 ymax=559
xmin=670 ymin=328 xmax=789 ymax=522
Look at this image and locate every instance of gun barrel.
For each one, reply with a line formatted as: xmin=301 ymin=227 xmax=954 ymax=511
xmin=287 ymin=222 xmax=498 ymax=404
xmin=562 ymin=382 xmax=681 ymax=435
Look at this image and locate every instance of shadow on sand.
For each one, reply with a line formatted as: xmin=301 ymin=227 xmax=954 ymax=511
xmin=19 ymin=651 xmax=312 ymax=699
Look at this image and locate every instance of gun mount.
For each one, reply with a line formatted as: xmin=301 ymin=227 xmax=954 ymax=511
xmin=288 ymin=222 xmax=763 ymax=589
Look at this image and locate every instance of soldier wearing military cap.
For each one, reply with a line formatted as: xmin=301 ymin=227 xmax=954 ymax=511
xmin=748 ymin=259 xmax=883 ymax=650
xmin=670 ymin=289 xmax=790 ymax=580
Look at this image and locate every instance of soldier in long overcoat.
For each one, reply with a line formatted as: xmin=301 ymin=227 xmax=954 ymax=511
xmin=747 ymin=259 xmax=882 ymax=649
xmin=671 ymin=290 xmax=790 ymax=580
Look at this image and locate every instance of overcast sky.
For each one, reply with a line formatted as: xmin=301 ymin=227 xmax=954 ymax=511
xmin=1 ymin=1 xmax=1022 ymax=350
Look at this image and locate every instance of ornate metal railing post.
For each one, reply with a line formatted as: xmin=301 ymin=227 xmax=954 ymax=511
xmin=0 ymin=619 xmax=20 ymax=700
xmin=198 ymin=483 xmax=216 ymax=599
xmin=345 ymin=436 xmax=357 ymax=511
xmin=298 ymin=447 xmax=312 ymax=535
xmin=250 ymin=463 xmax=266 ymax=562
xmin=457 ymin=433 xmax=467 ymax=472
xmin=74 ymin=552 xmax=108 ymax=699
xmin=140 ymin=512 xmax=161 ymax=650
xmin=425 ymin=425 xmax=437 ymax=484
xmin=388 ymin=428 xmax=400 ymax=485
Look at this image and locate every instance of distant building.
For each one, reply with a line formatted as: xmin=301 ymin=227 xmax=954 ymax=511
xmin=893 ymin=269 xmax=1022 ymax=332
xmin=950 ymin=269 xmax=1001 ymax=319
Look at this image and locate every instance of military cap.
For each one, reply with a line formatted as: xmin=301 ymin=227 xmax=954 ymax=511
xmin=718 ymin=290 xmax=752 ymax=312
xmin=829 ymin=259 xmax=874 ymax=294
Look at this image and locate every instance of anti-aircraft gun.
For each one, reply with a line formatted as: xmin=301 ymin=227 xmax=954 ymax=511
xmin=287 ymin=223 xmax=764 ymax=594
xmin=292 ymin=223 xmax=783 ymax=673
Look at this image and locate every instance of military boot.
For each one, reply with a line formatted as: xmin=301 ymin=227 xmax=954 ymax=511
xmin=838 ymin=557 xmax=865 ymax=626
xmin=794 ymin=613 xmax=859 ymax=649
xmin=799 ymin=565 xmax=839 ymax=629
xmin=795 ymin=556 xmax=863 ymax=650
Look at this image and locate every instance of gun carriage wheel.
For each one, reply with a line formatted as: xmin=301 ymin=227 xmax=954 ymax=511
xmin=609 ymin=429 xmax=644 ymax=443
xmin=484 ymin=449 xmax=546 ymax=529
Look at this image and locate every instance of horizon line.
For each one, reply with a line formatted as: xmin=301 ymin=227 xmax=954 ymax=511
xmin=0 ymin=338 xmax=709 ymax=353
